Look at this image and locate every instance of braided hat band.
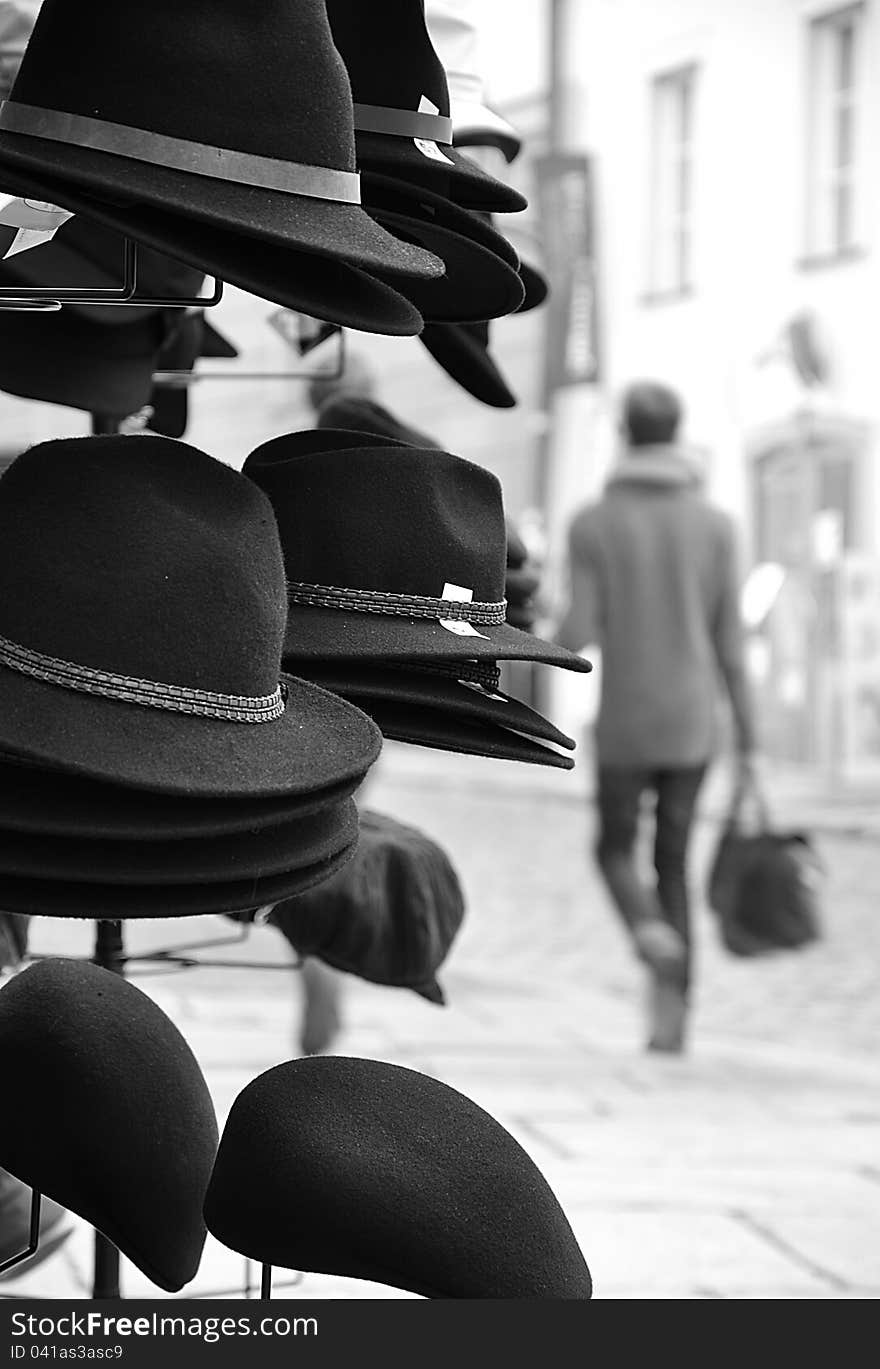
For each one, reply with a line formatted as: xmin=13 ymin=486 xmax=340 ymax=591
xmin=399 ymin=659 xmax=502 ymax=693
xmin=287 ymin=581 xmax=507 ymax=624
xmin=0 ymin=632 xmax=286 ymax=724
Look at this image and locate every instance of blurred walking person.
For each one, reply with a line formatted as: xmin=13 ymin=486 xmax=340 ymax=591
xmin=555 ymin=381 xmax=756 ymax=1052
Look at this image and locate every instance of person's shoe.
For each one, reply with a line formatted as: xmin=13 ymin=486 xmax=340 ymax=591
xmin=632 ymin=919 xmax=686 ymax=975
xmin=0 ymin=1168 xmax=72 ymax=1280
xmin=646 ymin=976 xmax=688 ymax=1054
xmin=298 ymin=957 xmax=342 ymax=1056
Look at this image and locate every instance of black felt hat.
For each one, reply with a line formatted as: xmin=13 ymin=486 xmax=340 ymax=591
xmin=360 ymin=173 xmax=524 ymax=322
xmin=0 ymin=435 xmax=382 ymax=797
xmin=0 ymin=303 xmax=169 ymax=416
xmin=0 ymin=796 xmax=357 ymax=885
xmin=420 ymin=319 xmax=516 ymax=407
xmin=0 ymin=837 xmax=357 ymax=920
xmin=268 ymin=809 xmax=465 ymax=1003
xmin=339 ymin=699 xmax=576 ymax=769
xmin=0 ymin=0 xmax=445 ymax=284
xmin=0 ymin=753 xmax=365 ymax=842
xmin=0 ymin=163 xmax=428 ymax=336
xmin=242 ymin=431 xmax=592 ymax=674
xmin=326 ymin=0 xmax=526 ymax=215
xmin=204 ymin=1056 xmax=592 ymax=1298
xmin=296 ymin=662 xmax=576 ymax=765
xmin=0 ymin=959 xmax=218 ymax=1292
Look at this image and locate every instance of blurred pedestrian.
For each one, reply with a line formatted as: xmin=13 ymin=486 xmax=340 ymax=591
xmin=555 ymin=381 xmax=757 ymax=1053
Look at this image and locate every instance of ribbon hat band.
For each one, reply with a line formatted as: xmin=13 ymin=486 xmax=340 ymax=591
xmin=287 ymin=581 xmax=507 ymax=625
xmin=0 ymin=631 xmax=285 ymax=724
xmin=0 ymin=101 xmax=362 ymax=205
xmin=353 ymin=103 xmax=454 ymax=144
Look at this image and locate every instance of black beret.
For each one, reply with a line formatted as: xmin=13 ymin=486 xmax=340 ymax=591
xmin=204 ymin=1056 xmax=591 ymax=1298
xmin=0 ymin=959 xmax=218 ymax=1291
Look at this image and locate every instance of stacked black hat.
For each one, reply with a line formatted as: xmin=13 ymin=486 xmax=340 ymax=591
xmin=243 ymin=429 xmax=590 ymax=769
xmin=0 ymin=0 xmax=447 ymax=334
xmin=0 ymin=434 xmax=382 ymax=919
xmin=326 ymin=0 xmax=528 ymax=324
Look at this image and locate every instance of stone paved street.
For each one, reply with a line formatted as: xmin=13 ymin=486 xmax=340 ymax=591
xmin=4 ymin=743 xmax=880 ymax=1300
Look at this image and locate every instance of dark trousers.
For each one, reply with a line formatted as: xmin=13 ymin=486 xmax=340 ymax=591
xmin=594 ymin=764 xmax=707 ymax=995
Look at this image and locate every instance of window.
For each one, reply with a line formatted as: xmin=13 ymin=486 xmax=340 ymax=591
xmin=648 ymin=65 xmax=697 ymax=297
xmin=806 ymin=4 xmax=867 ymax=260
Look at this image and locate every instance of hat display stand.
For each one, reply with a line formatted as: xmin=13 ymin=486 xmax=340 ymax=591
xmin=151 ymin=319 xmax=347 ymax=389
xmin=0 ymin=235 xmax=224 ymax=309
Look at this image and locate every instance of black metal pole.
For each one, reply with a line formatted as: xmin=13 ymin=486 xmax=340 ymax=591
xmin=91 ymin=920 xmax=124 ymax=1299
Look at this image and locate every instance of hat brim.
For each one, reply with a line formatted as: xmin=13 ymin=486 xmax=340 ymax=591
xmin=0 ymin=799 xmax=357 ymax=885
xmin=337 ymin=699 xmax=575 ymax=769
xmin=0 ymin=166 xmax=427 ymax=336
xmin=419 ymin=322 xmax=517 ymax=407
xmin=282 ymin=607 xmax=592 ymax=673
xmin=362 ymin=173 xmax=520 ymax=267
xmin=0 ymin=757 xmax=365 ymax=841
xmin=296 ymin=663 xmax=575 ymax=750
xmin=451 ymin=103 xmax=523 ymax=164
xmin=0 ymin=135 xmax=445 ymax=280
xmin=0 ymin=837 xmax=358 ymax=918
xmin=370 ymin=208 xmax=524 ymax=322
xmin=355 ymin=131 xmax=526 ymax=213
xmin=518 ymin=260 xmax=549 ymax=313
xmin=0 ymin=666 xmax=382 ymax=799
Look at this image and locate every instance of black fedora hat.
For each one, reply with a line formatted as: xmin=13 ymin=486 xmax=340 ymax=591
xmin=298 ymin=662 xmax=576 ymax=754
xmin=242 ymin=431 xmax=593 ymax=674
xmin=0 ymin=959 xmax=218 ymax=1292
xmin=341 ymin=698 xmax=576 ymax=770
xmin=363 ymin=172 xmax=521 ymax=267
xmin=204 ymin=1056 xmax=592 ymax=1298
xmin=0 ymin=797 xmax=357 ymax=886
xmin=326 ymin=0 xmax=526 ymax=215
xmin=0 ymin=837 xmax=357 ymax=920
xmin=268 ymin=809 xmax=465 ymax=1004
xmin=0 ymin=302 xmax=168 ymax=416
xmin=0 ymin=0 xmax=444 ymax=284
xmin=420 ymin=319 xmax=517 ymax=407
xmin=0 ymin=435 xmax=382 ymax=797
xmin=0 ymin=753 xmax=366 ymax=842
xmin=0 ymin=164 xmax=427 ymax=336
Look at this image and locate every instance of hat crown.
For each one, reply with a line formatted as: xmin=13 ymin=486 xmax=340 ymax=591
xmin=327 ymin=0 xmax=451 ymax=119
xmin=0 ymin=437 xmax=287 ymax=697
xmin=10 ymin=0 xmax=357 ymax=172
xmin=243 ymin=436 xmax=507 ymax=604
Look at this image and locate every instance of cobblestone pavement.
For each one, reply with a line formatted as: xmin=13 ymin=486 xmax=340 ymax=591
xmin=4 ymin=743 xmax=880 ymax=1301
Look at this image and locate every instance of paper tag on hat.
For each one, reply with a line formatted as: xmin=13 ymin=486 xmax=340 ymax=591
xmin=0 ymin=195 xmax=73 ymax=259
xmin=414 ymin=95 xmax=453 ymax=165
xmin=439 ymin=582 xmax=490 ymax=639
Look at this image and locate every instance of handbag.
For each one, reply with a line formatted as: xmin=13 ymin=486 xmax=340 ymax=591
xmin=707 ymin=779 xmax=823 ymax=957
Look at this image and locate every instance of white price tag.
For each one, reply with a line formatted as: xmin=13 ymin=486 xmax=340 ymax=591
xmin=439 ymin=582 xmax=490 ymax=640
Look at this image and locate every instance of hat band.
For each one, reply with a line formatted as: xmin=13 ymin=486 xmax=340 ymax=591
xmin=401 ymin=660 xmax=502 ymax=692
xmin=287 ymin=581 xmax=506 ymax=624
xmin=353 ymin=103 xmax=454 ymax=144
xmin=0 ymin=101 xmax=362 ymax=205
xmin=0 ymin=631 xmax=285 ymax=723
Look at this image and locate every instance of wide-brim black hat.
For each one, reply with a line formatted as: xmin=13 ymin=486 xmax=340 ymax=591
xmin=0 ymin=0 xmax=445 ymax=283
xmin=0 ymin=754 xmax=366 ymax=842
xmin=362 ymin=172 xmax=521 ymax=266
xmin=0 ymin=435 xmax=383 ymax=798
xmin=0 ymin=164 xmax=428 ymax=336
xmin=242 ymin=432 xmax=593 ymax=675
xmin=0 ymin=959 xmax=218 ymax=1292
xmin=326 ymin=0 xmax=527 ymax=215
xmin=0 ymin=838 xmax=357 ymax=919
xmin=204 ymin=1056 xmax=593 ymax=1298
xmin=346 ymin=699 xmax=576 ymax=769
xmin=420 ymin=319 xmax=517 ymax=407
xmin=297 ymin=662 xmax=575 ymax=752
xmin=0 ymin=797 xmax=357 ymax=885
xmin=268 ymin=808 xmax=465 ymax=1003
xmin=367 ymin=207 xmax=524 ymax=322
